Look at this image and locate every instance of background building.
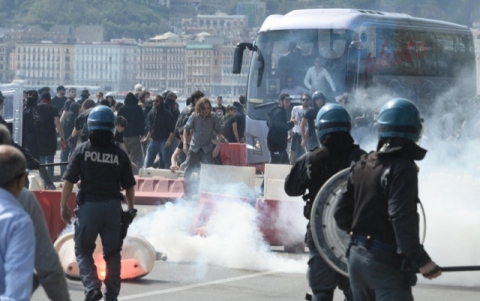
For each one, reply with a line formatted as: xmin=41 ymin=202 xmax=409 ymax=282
xmin=236 ymin=1 xmax=267 ymax=28
xmin=138 ymin=40 xmax=186 ymax=95
xmin=75 ymin=40 xmax=137 ymax=92
xmin=13 ymin=42 xmax=75 ymax=86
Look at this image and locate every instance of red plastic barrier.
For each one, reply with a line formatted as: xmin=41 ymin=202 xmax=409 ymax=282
xmin=132 ymin=176 xmax=186 ymax=205
xmin=220 ymin=143 xmax=264 ymax=174
xmin=33 ymin=190 xmax=77 ymax=241
xmin=190 ymin=192 xmax=250 ymax=236
xmin=256 ymin=198 xmax=305 ymax=253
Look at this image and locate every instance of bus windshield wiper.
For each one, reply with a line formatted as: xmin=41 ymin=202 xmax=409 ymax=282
xmin=253 ymin=102 xmax=277 ymax=109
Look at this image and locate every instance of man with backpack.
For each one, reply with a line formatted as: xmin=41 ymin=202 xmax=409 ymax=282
xmin=260 ymin=93 xmax=295 ymax=195
xmin=267 ymin=93 xmax=294 ymax=164
xmin=175 ymin=90 xmax=204 ymax=139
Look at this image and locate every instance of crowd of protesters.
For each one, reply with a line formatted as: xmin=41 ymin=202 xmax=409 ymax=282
xmin=18 ymin=84 xmax=247 ymax=188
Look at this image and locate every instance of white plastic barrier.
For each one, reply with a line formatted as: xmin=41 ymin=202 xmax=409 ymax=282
xmin=139 ymin=167 xmax=182 ymax=179
xmin=264 ymin=164 xmax=302 ymax=202
xmin=28 ymin=171 xmax=44 ymax=190
xmin=198 ymin=164 xmax=256 ymax=197
xmin=54 ymin=232 xmax=157 ymax=280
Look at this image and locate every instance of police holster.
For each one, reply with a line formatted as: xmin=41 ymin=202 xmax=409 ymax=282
xmin=121 ymin=209 xmax=137 ymax=239
xmin=303 ymin=193 xmax=311 ymax=219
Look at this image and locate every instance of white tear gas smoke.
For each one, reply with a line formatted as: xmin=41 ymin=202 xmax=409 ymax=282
xmin=129 ymin=182 xmax=308 ymax=277
xmin=354 ymin=84 xmax=480 ymax=287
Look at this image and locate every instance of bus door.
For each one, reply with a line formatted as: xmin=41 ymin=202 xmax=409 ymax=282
xmin=0 ymin=84 xmax=25 ymax=145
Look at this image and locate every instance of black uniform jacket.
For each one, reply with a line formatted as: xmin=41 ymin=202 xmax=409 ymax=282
xmin=284 ymin=132 xmax=366 ymax=217
xmin=334 ymin=139 xmax=432 ymax=269
xmin=64 ymin=140 xmax=136 ymax=201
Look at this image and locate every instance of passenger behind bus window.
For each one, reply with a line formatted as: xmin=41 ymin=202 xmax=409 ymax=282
xmin=277 ymin=41 xmax=304 ymax=89
xmin=280 ymin=76 xmax=308 ymax=99
xmin=304 ymin=56 xmax=337 ymax=94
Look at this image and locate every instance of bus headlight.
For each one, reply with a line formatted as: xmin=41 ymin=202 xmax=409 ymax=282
xmin=252 ymin=137 xmax=262 ymax=155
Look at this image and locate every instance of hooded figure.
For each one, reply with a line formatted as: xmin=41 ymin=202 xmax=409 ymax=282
xmin=117 ymin=92 xmax=145 ymax=171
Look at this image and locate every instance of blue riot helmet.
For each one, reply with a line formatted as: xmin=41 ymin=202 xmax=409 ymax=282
xmin=377 ymin=98 xmax=423 ymax=142
xmin=87 ymin=105 xmax=115 ymax=134
xmin=316 ymin=103 xmax=351 ymax=140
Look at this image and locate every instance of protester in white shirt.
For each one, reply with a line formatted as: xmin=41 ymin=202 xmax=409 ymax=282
xmin=304 ymin=57 xmax=336 ymax=93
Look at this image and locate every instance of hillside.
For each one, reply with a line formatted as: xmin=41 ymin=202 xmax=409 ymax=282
xmin=0 ymin=0 xmax=477 ymax=41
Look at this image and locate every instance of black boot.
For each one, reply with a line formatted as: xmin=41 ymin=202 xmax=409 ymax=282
xmin=85 ymin=288 xmax=103 ymax=301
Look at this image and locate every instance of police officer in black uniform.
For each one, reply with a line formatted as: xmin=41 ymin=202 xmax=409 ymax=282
xmin=60 ymin=105 xmax=136 ymax=301
xmin=285 ymin=103 xmax=366 ymax=301
xmin=334 ymin=98 xmax=441 ymax=301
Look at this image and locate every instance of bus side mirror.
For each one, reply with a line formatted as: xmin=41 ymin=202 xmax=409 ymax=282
xmin=233 ymin=42 xmax=253 ymax=74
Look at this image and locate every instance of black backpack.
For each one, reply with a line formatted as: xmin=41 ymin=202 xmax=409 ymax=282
xmin=175 ymin=105 xmax=194 ymax=136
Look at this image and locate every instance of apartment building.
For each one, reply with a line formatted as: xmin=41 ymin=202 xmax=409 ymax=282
xmin=185 ymin=44 xmax=222 ymax=96
xmin=75 ymin=41 xmax=137 ymax=92
xmin=13 ymin=42 xmax=75 ymax=86
xmin=137 ymin=41 xmax=186 ymax=94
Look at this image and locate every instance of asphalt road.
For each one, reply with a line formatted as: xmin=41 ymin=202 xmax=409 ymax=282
xmin=31 ymin=251 xmax=480 ymax=301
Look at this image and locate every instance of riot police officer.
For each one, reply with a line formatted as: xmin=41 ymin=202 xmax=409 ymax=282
xmin=285 ymin=103 xmax=366 ymax=301
xmin=60 ymin=106 xmax=136 ymax=301
xmin=335 ymin=98 xmax=441 ymax=301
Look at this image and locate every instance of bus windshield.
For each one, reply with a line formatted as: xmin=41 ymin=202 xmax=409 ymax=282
xmin=246 ymin=29 xmax=351 ymax=120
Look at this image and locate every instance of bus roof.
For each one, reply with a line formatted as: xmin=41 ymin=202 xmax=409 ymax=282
xmin=259 ymin=9 xmax=470 ymax=33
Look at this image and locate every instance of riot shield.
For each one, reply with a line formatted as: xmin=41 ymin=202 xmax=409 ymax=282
xmin=310 ymin=168 xmax=351 ymax=277
xmin=310 ymin=168 xmax=426 ymax=277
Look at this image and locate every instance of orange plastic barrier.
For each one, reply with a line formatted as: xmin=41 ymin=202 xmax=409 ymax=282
xmin=255 ymin=198 xmax=305 ymax=253
xmin=132 ymin=176 xmax=186 ymax=205
xmin=33 ymin=190 xmax=77 ymax=241
xmin=190 ymin=192 xmax=250 ymax=236
xmin=220 ymin=143 xmax=264 ymax=174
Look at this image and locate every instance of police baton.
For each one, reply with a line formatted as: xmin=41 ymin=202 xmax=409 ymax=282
xmin=39 ymin=162 xmax=69 ymax=167
xmin=439 ymin=266 xmax=480 ymax=272
xmin=417 ymin=265 xmax=480 ymax=277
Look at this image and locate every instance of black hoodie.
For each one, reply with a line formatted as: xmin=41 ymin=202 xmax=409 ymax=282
xmin=117 ymin=92 xmax=145 ymax=137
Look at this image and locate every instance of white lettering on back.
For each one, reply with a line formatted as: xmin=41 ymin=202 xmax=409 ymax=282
xmin=84 ymin=151 xmax=119 ymax=165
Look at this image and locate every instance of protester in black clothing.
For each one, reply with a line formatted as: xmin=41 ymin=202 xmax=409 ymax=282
xmin=214 ymin=96 xmax=226 ymax=118
xmin=78 ymin=89 xmax=90 ymax=105
xmin=37 ymin=92 xmax=65 ymax=181
xmin=335 ymin=99 xmax=441 ymax=301
xmin=233 ymin=101 xmax=246 ymax=142
xmin=142 ymin=95 xmax=175 ymax=169
xmin=61 ymin=102 xmax=80 ymax=176
xmin=117 ymin=92 xmax=145 ymax=173
xmin=301 ymin=91 xmax=326 ymax=151
xmin=222 ymin=106 xmax=240 ymax=142
xmin=71 ymin=99 xmax=96 ymax=145
xmin=267 ymin=93 xmax=294 ymax=163
xmin=22 ymin=90 xmax=41 ymax=160
xmin=260 ymin=93 xmax=294 ymax=194
xmin=51 ymin=85 xmax=67 ymax=113
xmin=67 ymin=87 xmax=76 ymax=102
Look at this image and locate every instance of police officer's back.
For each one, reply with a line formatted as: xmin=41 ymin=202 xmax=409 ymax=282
xmin=60 ymin=106 xmax=136 ymax=301
xmin=285 ymin=103 xmax=366 ymax=301
xmin=334 ymin=99 xmax=441 ymax=301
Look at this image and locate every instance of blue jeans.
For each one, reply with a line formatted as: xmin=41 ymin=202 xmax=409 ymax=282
xmin=39 ymin=155 xmax=54 ymax=179
xmin=348 ymin=245 xmax=414 ymax=301
xmin=143 ymin=139 xmax=172 ymax=169
xmin=74 ymin=199 xmax=122 ymax=300
xmin=306 ymin=223 xmax=350 ymax=301
xmin=60 ymin=145 xmax=72 ymax=177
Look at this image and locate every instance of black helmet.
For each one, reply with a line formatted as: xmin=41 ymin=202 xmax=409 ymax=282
xmin=161 ymin=90 xmax=171 ymax=99
xmin=312 ymin=91 xmax=326 ymax=102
